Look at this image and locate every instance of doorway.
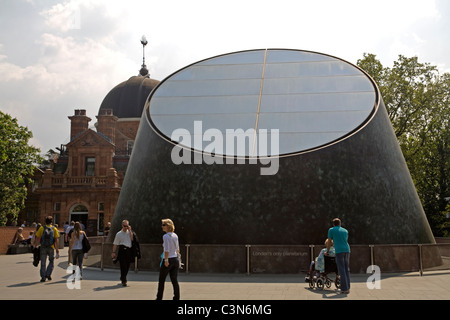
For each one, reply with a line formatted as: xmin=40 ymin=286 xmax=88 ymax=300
xmin=70 ymin=204 xmax=88 ymax=231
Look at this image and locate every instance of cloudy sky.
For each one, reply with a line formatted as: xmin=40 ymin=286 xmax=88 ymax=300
xmin=1 ymin=0 xmax=449 ymax=154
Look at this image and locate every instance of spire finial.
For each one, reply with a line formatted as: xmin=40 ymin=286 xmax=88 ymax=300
xmin=139 ymin=35 xmax=149 ymax=77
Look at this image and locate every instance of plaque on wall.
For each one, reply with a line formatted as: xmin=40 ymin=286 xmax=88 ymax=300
xmin=86 ymin=219 xmax=98 ymax=236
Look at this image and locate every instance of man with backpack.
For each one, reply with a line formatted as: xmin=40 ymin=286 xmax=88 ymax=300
xmin=35 ymin=216 xmax=60 ymax=282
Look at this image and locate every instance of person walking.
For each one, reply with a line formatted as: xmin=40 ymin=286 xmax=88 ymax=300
xmin=66 ymin=221 xmax=75 ymax=264
xmin=35 ymin=216 xmax=60 ymax=282
xmin=69 ymin=222 xmax=87 ymax=280
xmin=31 ymin=223 xmax=42 ymax=267
xmin=326 ymin=218 xmax=351 ymax=294
xmin=111 ymin=220 xmax=134 ymax=286
xmin=156 ymin=219 xmax=181 ymax=300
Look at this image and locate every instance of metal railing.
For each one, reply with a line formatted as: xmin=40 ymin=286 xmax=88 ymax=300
xmin=83 ymin=238 xmax=450 ymax=276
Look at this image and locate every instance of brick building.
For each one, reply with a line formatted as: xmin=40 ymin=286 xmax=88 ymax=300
xmin=22 ymin=61 xmax=159 ymax=235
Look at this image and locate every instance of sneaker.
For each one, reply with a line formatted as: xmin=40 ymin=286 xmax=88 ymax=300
xmin=40 ymin=278 xmax=46 ymax=282
xmin=46 ymin=276 xmax=52 ymax=281
xmin=337 ymin=289 xmax=349 ymax=294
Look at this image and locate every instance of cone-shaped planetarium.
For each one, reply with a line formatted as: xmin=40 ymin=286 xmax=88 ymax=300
xmin=111 ymin=49 xmax=435 ymax=245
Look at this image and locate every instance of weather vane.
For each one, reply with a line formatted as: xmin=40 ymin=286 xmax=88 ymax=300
xmin=140 ymin=35 xmax=149 ymax=76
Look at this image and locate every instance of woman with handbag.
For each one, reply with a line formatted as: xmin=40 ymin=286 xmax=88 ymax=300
xmin=69 ymin=222 xmax=88 ymax=280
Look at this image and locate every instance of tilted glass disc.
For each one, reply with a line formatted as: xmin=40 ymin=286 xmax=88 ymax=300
xmin=147 ymin=49 xmax=377 ymax=157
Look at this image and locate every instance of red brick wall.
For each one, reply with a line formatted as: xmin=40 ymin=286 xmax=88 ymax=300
xmin=0 ymin=226 xmax=62 ymax=255
xmin=435 ymin=237 xmax=450 ymax=243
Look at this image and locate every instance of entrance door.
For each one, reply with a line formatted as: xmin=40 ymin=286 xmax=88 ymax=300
xmin=70 ymin=204 xmax=88 ymax=231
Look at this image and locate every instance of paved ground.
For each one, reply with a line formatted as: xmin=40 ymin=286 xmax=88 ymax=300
xmin=1 ymin=248 xmax=450 ymax=301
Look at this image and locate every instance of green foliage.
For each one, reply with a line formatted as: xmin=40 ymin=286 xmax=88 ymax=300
xmin=357 ymin=54 xmax=450 ymax=237
xmin=0 ymin=111 xmax=42 ymax=226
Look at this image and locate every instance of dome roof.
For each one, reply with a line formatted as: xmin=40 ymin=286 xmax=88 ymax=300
xmin=99 ymin=75 xmax=160 ymax=119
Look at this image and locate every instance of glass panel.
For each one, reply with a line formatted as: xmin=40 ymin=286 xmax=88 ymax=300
xmin=197 ymin=50 xmax=265 ymax=65
xmin=171 ymin=63 xmax=263 ymax=81
xmin=150 ymin=95 xmax=260 ymax=115
xmin=260 ymin=92 xmax=375 ymax=113
xmin=262 ymin=76 xmax=374 ymax=95
xmin=152 ymin=114 xmax=257 ymax=138
xmin=153 ymin=79 xmax=261 ymax=97
xmin=266 ymin=50 xmax=334 ymax=63
xmin=72 ymin=205 xmax=88 ymax=212
xmin=264 ymin=61 xmax=361 ymax=78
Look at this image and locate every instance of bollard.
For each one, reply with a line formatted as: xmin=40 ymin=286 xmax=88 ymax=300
xmin=100 ymin=236 xmax=104 ymax=271
xmin=309 ymin=245 xmax=315 ymax=263
xmin=369 ymin=245 xmax=375 ymax=273
xmin=185 ymin=244 xmax=190 ymax=274
xmin=246 ymin=245 xmax=251 ymax=275
xmin=418 ymin=244 xmax=423 ymax=277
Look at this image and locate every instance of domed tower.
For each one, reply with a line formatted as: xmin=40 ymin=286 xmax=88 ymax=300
xmin=36 ymin=36 xmax=160 ymax=236
xmin=97 ymin=36 xmax=160 ymax=170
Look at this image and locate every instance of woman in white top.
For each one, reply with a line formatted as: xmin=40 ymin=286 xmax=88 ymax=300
xmin=70 ymin=222 xmax=87 ymax=279
xmin=156 ymin=219 xmax=180 ymax=300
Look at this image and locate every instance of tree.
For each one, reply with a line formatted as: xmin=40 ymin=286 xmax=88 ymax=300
xmin=41 ymin=148 xmax=59 ymax=169
xmin=357 ymin=54 xmax=450 ymax=236
xmin=0 ymin=111 xmax=42 ymax=226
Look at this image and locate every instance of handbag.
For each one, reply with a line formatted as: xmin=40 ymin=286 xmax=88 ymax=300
xmin=82 ymin=234 xmax=91 ymax=253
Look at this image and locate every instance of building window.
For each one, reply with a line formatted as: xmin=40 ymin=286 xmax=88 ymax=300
xmin=98 ymin=202 xmax=104 ymax=211
xmin=98 ymin=212 xmax=104 ymax=236
xmin=85 ymin=157 xmax=95 ymax=176
xmin=54 ymin=202 xmax=61 ymax=211
xmin=26 ymin=210 xmax=38 ymax=225
xmin=53 ymin=213 xmax=60 ymax=226
xmin=127 ymin=140 xmax=134 ymax=156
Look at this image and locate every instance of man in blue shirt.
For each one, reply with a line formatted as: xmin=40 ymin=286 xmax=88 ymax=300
xmin=326 ymin=218 xmax=351 ymax=294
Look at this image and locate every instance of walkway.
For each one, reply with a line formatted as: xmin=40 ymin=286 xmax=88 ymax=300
xmin=1 ymin=248 xmax=450 ymax=300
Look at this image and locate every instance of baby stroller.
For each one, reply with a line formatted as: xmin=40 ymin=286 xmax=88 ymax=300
xmin=305 ymin=255 xmax=340 ymax=290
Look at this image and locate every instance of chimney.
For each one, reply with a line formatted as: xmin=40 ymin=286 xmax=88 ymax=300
xmin=96 ymin=109 xmax=118 ymax=144
xmin=68 ymin=109 xmax=91 ymax=140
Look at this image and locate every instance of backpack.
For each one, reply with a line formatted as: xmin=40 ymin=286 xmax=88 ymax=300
xmin=41 ymin=226 xmax=54 ymax=248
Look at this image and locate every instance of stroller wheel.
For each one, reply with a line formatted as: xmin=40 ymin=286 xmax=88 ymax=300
xmin=309 ymin=279 xmax=315 ymax=289
xmin=316 ymin=278 xmax=324 ymax=290
xmin=335 ymin=278 xmax=341 ymax=289
xmin=325 ymin=278 xmax=332 ymax=288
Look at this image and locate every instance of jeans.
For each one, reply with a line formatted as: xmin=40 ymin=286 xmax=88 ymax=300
xmin=335 ymin=252 xmax=351 ymax=292
xmin=156 ymin=257 xmax=180 ymax=300
xmin=72 ymin=249 xmax=84 ymax=277
xmin=40 ymin=246 xmax=54 ymax=280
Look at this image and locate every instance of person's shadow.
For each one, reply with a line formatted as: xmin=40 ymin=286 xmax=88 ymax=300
xmin=93 ymin=283 xmax=124 ymax=291
xmin=7 ymin=281 xmax=41 ymax=288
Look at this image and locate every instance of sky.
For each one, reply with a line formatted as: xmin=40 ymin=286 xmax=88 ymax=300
xmin=0 ymin=0 xmax=449 ymax=155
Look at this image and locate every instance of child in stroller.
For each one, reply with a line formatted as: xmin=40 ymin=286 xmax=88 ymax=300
xmin=305 ymin=239 xmax=340 ymax=290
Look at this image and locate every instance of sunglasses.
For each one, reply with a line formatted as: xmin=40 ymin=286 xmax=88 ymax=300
xmin=161 ymin=224 xmax=167 ymax=227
